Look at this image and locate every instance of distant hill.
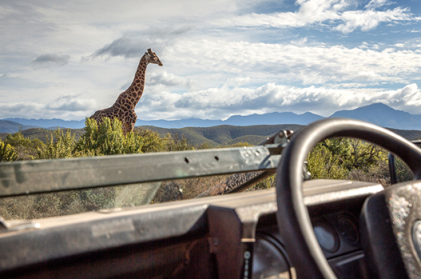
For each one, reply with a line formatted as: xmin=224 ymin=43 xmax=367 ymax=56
xmin=1 ymin=125 xmax=300 ymax=146
xmin=387 ymin=128 xmax=421 ymax=141
xmin=3 ymin=118 xmax=85 ymax=129
xmin=1 ymin=124 xmax=421 ymax=146
xmin=3 ymin=103 xmax=421 ymax=132
xmin=144 ymin=124 xmax=304 ymax=146
xmin=0 ymin=128 xmax=85 ymax=142
xmin=224 ymin=112 xmax=323 ymax=126
xmin=145 ymin=125 xmax=421 ymax=145
xmin=329 ymin=103 xmax=421 ymax=130
xmin=136 ymin=111 xmax=323 ymax=128
xmin=0 ymin=120 xmax=39 ymax=134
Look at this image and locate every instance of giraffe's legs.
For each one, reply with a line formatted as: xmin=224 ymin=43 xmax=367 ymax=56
xmin=122 ymin=122 xmax=134 ymax=136
xmin=122 ymin=110 xmax=137 ymax=135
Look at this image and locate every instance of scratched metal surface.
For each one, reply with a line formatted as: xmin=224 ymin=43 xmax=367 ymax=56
xmin=0 ymin=144 xmax=282 ymax=197
xmin=386 ymin=182 xmax=421 ymax=279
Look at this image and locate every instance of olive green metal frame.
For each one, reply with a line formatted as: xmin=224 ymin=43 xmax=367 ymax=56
xmin=0 ymin=144 xmax=284 ymax=197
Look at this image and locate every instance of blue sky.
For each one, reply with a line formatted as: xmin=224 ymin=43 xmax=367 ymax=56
xmin=1 ymin=0 xmax=421 ymax=120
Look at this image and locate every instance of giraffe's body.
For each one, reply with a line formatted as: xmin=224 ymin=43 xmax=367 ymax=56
xmin=90 ymin=49 xmax=163 ymax=135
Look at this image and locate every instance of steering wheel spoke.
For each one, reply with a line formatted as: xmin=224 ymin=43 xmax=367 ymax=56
xmin=362 ymin=181 xmax=421 ymax=279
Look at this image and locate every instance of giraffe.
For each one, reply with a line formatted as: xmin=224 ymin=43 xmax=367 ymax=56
xmin=90 ymin=48 xmax=163 ymax=135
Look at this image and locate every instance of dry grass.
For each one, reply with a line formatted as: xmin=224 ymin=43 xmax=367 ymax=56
xmin=0 ymin=183 xmax=161 ymax=220
xmin=346 ymin=160 xmax=391 ymax=187
xmin=152 ymin=175 xmax=230 ymax=204
xmin=179 ymin=175 xmax=230 ymax=199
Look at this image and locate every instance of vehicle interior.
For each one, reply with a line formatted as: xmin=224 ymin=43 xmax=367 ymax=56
xmin=0 ymin=117 xmax=420 ymax=279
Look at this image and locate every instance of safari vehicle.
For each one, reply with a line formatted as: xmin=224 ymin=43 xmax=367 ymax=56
xmin=0 ymin=118 xmax=420 ymax=279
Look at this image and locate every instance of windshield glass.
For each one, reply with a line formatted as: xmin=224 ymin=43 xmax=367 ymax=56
xmin=0 ymin=136 xmax=406 ymax=220
xmin=0 ymin=173 xmax=276 ymax=220
xmin=1 ymin=0 xmax=420 ymax=219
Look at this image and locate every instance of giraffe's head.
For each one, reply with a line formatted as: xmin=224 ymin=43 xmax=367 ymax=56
xmin=145 ymin=49 xmax=163 ymax=66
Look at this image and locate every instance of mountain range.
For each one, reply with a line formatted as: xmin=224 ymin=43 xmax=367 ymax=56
xmin=2 ymin=103 xmax=421 ymax=133
xmin=3 ymin=124 xmax=421 ymax=147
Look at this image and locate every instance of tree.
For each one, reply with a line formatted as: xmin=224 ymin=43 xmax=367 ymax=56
xmin=346 ymin=139 xmax=387 ymax=170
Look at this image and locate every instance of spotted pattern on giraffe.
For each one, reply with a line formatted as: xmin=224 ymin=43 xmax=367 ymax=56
xmin=90 ymin=48 xmax=163 ymax=135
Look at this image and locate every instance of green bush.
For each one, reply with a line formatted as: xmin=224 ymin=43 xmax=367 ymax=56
xmin=4 ymin=132 xmax=32 ymax=147
xmin=134 ymin=128 xmax=166 ymax=153
xmin=76 ymin=118 xmax=143 ymax=155
xmin=37 ymin=128 xmax=77 ymax=159
xmin=197 ymin=141 xmax=214 ymax=149
xmin=0 ymin=140 xmax=18 ymax=162
xmin=36 ymin=117 xmax=147 ymax=159
xmin=307 ymin=141 xmax=348 ymax=180
xmin=165 ymin=133 xmax=194 ymax=151
xmin=3 ymin=132 xmax=45 ymax=160
xmin=394 ymin=156 xmax=413 ymax=183
xmin=225 ymin=142 xmax=253 ymax=148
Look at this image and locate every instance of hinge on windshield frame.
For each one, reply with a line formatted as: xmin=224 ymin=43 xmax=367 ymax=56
xmin=197 ymin=129 xmax=314 ymax=196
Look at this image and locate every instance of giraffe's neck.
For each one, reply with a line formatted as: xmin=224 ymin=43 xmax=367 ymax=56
xmin=129 ymin=55 xmax=149 ymax=105
xmin=114 ymin=55 xmax=149 ymax=111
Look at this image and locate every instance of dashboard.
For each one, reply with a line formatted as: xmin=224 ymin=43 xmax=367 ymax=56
xmin=0 ymin=179 xmax=382 ymax=279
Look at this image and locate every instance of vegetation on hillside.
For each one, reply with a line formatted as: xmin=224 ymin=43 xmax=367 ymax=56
xmin=306 ymin=138 xmax=393 ymax=184
xmin=0 ymin=139 xmax=17 ymax=162
xmin=3 ymin=123 xmax=421 ymax=147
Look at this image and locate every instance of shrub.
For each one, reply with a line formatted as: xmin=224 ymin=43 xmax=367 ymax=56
xmin=225 ymin=142 xmax=254 ymax=148
xmin=165 ymin=133 xmax=194 ymax=151
xmin=345 ymin=139 xmax=388 ymax=171
xmin=394 ymin=156 xmax=413 ymax=183
xmin=37 ymin=128 xmax=77 ymax=159
xmin=4 ymin=132 xmax=45 ymax=160
xmin=134 ymin=128 xmax=166 ymax=153
xmin=76 ymin=118 xmax=143 ymax=155
xmin=4 ymin=132 xmax=32 ymax=147
xmin=0 ymin=140 xmax=18 ymax=162
xmin=347 ymin=160 xmax=390 ymax=186
xmin=307 ymin=141 xmax=348 ymax=180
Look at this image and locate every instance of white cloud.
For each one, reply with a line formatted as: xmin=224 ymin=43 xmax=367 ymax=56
xmin=165 ymin=39 xmax=421 ymax=86
xmin=334 ymin=8 xmax=411 ymax=34
xmin=135 ymin=83 xmax=421 ymax=120
xmin=1 ymin=0 xmax=421 ymax=122
xmin=214 ymin=0 xmax=414 ymax=34
xmin=0 ymin=102 xmax=46 ymax=118
xmin=31 ymin=54 xmax=70 ymax=68
xmin=86 ymin=27 xmax=193 ymax=60
xmin=147 ymin=71 xmax=192 ymax=87
xmin=365 ymin=0 xmax=392 ymax=10
xmin=0 ymin=96 xmax=97 ymax=120
xmin=2 ymin=82 xmax=419 ymax=121
xmin=227 ymin=77 xmax=251 ymax=86
xmin=290 ymin=37 xmax=307 ymax=46
xmin=46 ymin=95 xmax=97 ymax=112
xmin=355 ymin=71 xmax=380 ymax=81
xmin=0 ymin=74 xmax=46 ymax=88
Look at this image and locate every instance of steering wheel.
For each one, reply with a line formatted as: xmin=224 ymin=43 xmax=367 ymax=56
xmin=275 ymin=118 xmax=421 ymax=279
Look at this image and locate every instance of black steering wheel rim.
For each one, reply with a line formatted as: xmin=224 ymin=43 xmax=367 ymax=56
xmin=275 ymin=118 xmax=421 ymax=279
